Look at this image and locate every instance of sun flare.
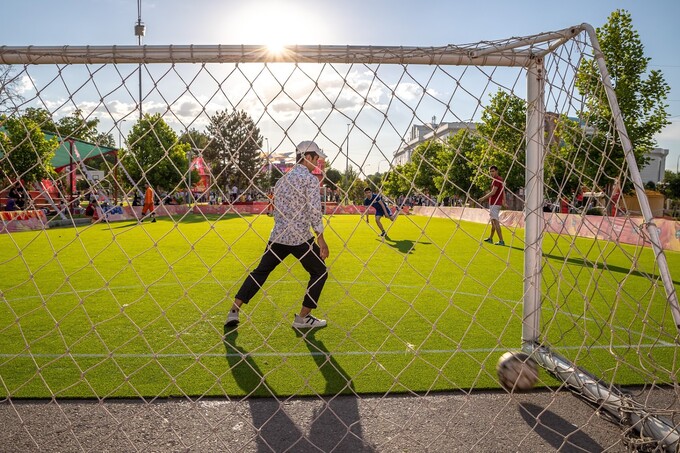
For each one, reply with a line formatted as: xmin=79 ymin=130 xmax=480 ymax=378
xmin=266 ymin=42 xmax=286 ymax=55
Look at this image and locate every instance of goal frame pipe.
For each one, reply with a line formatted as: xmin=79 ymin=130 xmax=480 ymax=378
xmin=522 ymin=57 xmax=545 ymax=345
xmin=525 ymin=344 xmax=680 ymax=452
xmin=582 ymin=24 xmax=680 ymax=333
xmin=0 ymin=44 xmax=535 ymax=66
xmin=0 ymin=25 xmax=588 ymax=66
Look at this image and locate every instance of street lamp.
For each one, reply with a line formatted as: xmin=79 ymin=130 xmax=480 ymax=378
xmin=345 ymin=123 xmax=351 ymax=188
xmin=265 ymin=137 xmax=271 ymax=172
xmin=118 ymin=119 xmax=127 ymax=149
xmin=186 ymin=149 xmax=193 ymax=204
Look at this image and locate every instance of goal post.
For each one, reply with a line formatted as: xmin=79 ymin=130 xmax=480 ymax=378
xmin=523 ymin=56 xmax=545 ymax=346
xmin=1 ymin=23 xmax=678 ymax=451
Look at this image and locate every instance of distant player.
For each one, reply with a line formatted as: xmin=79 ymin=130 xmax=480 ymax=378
xmin=141 ymin=182 xmax=156 ymax=223
xmin=363 ymin=187 xmax=395 ymax=237
xmin=479 ymin=165 xmax=504 ymax=245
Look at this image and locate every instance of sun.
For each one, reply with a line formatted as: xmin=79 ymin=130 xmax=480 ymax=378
xmin=226 ymin=3 xmax=328 ymax=47
xmin=266 ymin=42 xmax=286 ymax=56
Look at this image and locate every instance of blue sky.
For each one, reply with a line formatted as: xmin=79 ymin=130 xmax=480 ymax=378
xmin=1 ymin=0 xmax=679 ymax=173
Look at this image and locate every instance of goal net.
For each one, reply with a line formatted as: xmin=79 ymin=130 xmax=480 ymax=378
xmin=1 ymin=24 xmax=678 ymax=451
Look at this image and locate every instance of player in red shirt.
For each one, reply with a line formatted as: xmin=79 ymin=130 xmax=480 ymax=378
xmin=479 ymin=165 xmax=505 ymax=246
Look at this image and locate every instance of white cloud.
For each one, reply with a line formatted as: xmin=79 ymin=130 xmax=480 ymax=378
xmin=392 ymin=82 xmax=424 ymax=102
xmin=16 ymin=75 xmax=34 ymax=94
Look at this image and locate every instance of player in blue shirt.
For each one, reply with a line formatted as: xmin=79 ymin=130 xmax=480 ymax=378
xmin=363 ymin=187 xmax=396 ymax=237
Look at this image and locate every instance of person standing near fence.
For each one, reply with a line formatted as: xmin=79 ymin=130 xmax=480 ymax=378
xmin=141 ymin=182 xmax=156 ymax=223
xmin=479 ymin=165 xmax=505 ymax=246
xmin=225 ymin=140 xmax=329 ymax=330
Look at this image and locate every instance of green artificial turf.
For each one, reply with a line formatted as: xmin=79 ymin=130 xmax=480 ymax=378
xmin=0 ymin=213 xmax=677 ymax=398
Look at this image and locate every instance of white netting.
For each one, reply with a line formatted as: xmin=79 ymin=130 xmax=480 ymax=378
xmin=1 ymin=25 xmax=678 ymax=452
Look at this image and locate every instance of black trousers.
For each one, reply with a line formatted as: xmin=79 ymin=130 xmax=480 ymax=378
xmin=235 ymin=239 xmax=328 ymax=309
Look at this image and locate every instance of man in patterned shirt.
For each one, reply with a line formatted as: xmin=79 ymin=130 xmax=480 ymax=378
xmin=225 ymin=140 xmax=329 ymax=329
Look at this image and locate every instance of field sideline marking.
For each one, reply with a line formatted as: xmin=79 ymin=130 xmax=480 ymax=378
xmin=1 ymin=343 xmax=676 ymax=360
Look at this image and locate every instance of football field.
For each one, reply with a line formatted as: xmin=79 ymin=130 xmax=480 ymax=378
xmin=1 ymin=213 xmax=677 ymax=398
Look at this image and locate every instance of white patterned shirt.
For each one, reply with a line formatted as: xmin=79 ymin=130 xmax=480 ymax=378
xmin=269 ymin=164 xmax=324 ymax=246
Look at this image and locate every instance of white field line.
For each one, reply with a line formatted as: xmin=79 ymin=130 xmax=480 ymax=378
xmin=3 ymin=281 xmax=674 ymax=347
xmin=1 ymin=343 xmax=676 ymax=360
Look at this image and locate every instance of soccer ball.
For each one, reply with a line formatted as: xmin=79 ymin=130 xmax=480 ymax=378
xmin=496 ymin=351 xmax=539 ymax=391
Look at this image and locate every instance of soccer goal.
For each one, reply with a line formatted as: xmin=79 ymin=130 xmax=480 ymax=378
xmin=1 ymin=24 xmax=678 ymax=451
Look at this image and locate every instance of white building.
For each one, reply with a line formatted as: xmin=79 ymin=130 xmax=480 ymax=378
xmin=639 ymin=147 xmax=668 ymax=184
xmin=393 ymin=121 xmax=475 ymax=166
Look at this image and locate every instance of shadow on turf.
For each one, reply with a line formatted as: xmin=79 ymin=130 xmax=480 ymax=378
xmin=223 ymin=326 xmax=374 ymax=452
xmin=542 ymin=252 xmax=680 ymax=286
xmin=518 ymin=402 xmax=604 ymax=452
xmin=380 ymin=235 xmax=431 ymax=254
xmin=478 ymin=243 xmax=680 ymax=286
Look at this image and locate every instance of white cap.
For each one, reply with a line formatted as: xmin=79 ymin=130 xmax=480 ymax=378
xmin=296 ymin=140 xmax=327 ymax=159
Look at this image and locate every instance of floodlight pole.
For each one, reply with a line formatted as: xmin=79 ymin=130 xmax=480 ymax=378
xmin=522 ymin=57 xmax=545 ymax=346
xmin=135 ymin=0 xmax=145 ymax=121
xmin=346 ymin=123 xmax=350 ymax=184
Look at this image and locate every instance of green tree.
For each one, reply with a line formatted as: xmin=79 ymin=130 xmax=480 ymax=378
xmin=179 ymin=128 xmax=211 ymax=150
xmin=383 ymin=163 xmax=416 ymax=199
xmin=205 ymin=110 xmax=264 ymax=192
xmin=323 ymin=166 xmax=342 ymax=191
xmin=54 ymin=109 xmax=101 ymax=143
xmin=410 ymin=140 xmax=444 ymax=201
xmin=21 ymin=107 xmax=56 ymax=132
xmin=437 ymin=129 xmax=478 ymax=199
xmin=338 ymin=166 xmax=366 ymax=204
xmin=21 ymin=107 xmax=113 ymax=146
xmin=542 ymin=114 xmax=595 ymax=201
xmin=0 ymin=115 xmax=58 ymax=183
xmin=661 ymin=170 xmax=680 ymax=200
xmin=467 ymin=90 xmax=526 ymax=193
xmin=576 ymin=9 xmax=670 ymax=188
xmin=121 ymin=113 xmax=190 ymax=191
xmin=365 ymin=172 xmax=383 ymax=191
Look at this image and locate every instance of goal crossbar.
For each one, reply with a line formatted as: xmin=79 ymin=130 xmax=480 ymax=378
xmin=0 ymin=25 xmax=587 ymax=66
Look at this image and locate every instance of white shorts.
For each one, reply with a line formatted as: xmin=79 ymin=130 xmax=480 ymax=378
xmin=489 ymin=205 xmax=502 ymax=221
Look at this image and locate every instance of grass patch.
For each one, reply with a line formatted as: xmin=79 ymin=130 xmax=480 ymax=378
xmin=0 ymin=213 xmax=677 ymax=398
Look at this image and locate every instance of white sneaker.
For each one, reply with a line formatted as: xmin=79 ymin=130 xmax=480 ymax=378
xmin=292 ymin=314 xmax=327 ymax=329
xmin=224 ymin=309 xmax=240 ymax=327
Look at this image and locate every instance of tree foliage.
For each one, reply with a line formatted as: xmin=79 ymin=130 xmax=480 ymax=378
xmin=575 ymin=9 xmax=670 ymax=187
xmin=410 ymin=140 xmax=445 ymax=199
xmin=383 ymin=163 xmax=415 ymax=199
xmin=467 ymin=90 xmax=526 ymax=193
xmin=179 ymin=128 xmax=211 ymax=150
xmin=542 ymin=114 xmax=594 ymax=199
xmin=0 ymin=115 xmax=58 ymax=183
xmin=438 ymin=129 xmax=478 ymax=199
xmin=337 ymin=166 xmax=367 ymax=204
xmin=121 ymin=113 xmax=190 ymax=191
xmin=662 ymin=170 xmax=680 ymax=200
xmin=323 ymin=166 xmax=342 ymax=191
xmin=205 ymin=110 xmax=264 ymax=192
